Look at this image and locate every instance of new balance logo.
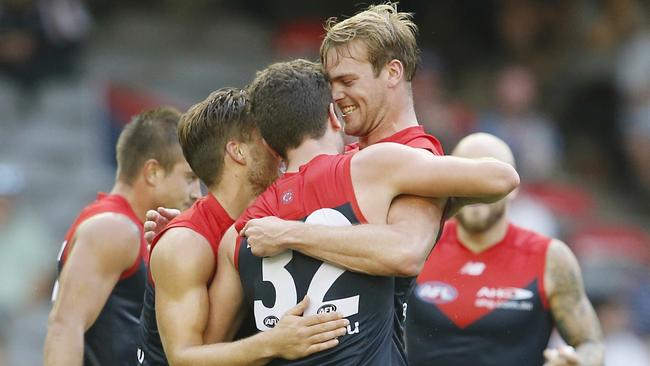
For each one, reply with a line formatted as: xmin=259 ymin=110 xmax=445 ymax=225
xmin=460 ymin=261 xmax=486 ymax=276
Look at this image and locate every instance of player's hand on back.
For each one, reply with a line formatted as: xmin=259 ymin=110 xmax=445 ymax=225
xmin=240 ymin=216 xmax=298 ymax=257
xmin=143 ymin=207 xmax=180 ymax=245
xmin=543 ymin=345 xmax=581 ymax=366
xmin=269 ymin=296 xmax=348 ymax=360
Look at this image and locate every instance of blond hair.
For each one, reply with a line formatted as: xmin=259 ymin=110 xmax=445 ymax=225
xmin=320 ymin=2 xmax=419 ymax=81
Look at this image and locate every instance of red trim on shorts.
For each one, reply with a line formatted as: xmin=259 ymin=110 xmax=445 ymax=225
xmin=342 ymin=155 xmax=368 ymax=224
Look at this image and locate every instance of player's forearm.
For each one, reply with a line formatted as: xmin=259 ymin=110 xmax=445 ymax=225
xmin=169 ymin=332 xmax=275 ymax=366
xmin=43 ymin=321 xmax=84 ymax=366
xmin=406 ymin=158 xmax=519 ymax=201
xmin=289 ymin=223 xmax=421 ymax=276
xmin=576 ymin=340 xmax=604 ymax=366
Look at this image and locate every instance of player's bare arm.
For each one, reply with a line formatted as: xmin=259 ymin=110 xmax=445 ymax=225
xmin=241 ymin=143 xmax=517 ymax=276
xmin=44 ymin=213 xmax=141 ymax=366
xmin=241 ymin=195 xmax=440 ymax=276
xmin=153 ymin=227 xmax=347 ymax=366
xmin=152 ymin=227 xmax=288 ymax=366
xmin=352 ymin=143 xmax=519 ymax=220
xmin=544 ymin=240 xmax=604 ymax=366
xmin=204 ymin=226 xmax=349 ymax=363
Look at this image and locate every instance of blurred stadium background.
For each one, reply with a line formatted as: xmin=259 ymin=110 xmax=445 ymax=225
xmin=0 ymin=0 xmax=649 ymax=364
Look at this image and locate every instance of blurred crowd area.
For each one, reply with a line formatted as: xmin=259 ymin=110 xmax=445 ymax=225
xmin=0 ymin=0 xmax=649 ymax=364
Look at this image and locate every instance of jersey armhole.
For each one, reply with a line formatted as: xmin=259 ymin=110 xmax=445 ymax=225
xmin=119 ymin=236 xmax=145 ymax=280
xmin=342 ymin=155 xmax=369 ymax=224
xmin=538 ymin=239 xmax=552 ymax=310
xmin=234 ymin=236 xmax=242 ymax=272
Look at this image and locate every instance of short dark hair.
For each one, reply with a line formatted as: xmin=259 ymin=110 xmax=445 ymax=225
xmin=115 ymin=107 xmax=182 ymax=185
xmin=247 ymin=59 xmax=331 ymax=159
xmin=178 ymin=88 xmax=254 ymax=188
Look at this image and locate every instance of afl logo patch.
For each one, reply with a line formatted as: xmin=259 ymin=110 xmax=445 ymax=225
xmin=416 ymin=281 xmax=458 ymax=304
xmin=281 ymin=190 xmax=294 ymax=204
xmin=263 ymin=315 xmax=279 ymax=328
xmin=317 ymin=304 xmax=337 ymax=314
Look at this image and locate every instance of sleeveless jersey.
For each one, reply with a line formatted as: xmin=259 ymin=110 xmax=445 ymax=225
xmin=346 ymin=125 xmax=446 ymax=355
xmin=137 ymin=193 xmax=235 ymax=366
xmin=406 ymin=220 xmax=553 ymax=366
xmin=235 ymin=154 xmax=404 ymax=366
xmin=54 ymin=193 xmax=147 ymax=366
xmin=344 ymin=125 xmax=443 ymax=155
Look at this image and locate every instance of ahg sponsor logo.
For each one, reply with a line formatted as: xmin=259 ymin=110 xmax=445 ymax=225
xmin=475 ymin=287 xmax=534 ymax=311
xmin=476 ymin=287 xmax=533 ymax=300
xmin=416 ymin=281 xmax=458 ymax=304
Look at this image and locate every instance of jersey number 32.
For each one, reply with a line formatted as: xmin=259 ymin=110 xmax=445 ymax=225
xmin=253 ymin=208 xmax=360 ymax=331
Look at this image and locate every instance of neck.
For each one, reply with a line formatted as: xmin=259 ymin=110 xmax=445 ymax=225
xmin=210 ymin=168 xmax=257 ymax=220
xmin=110 ymin=181 xmax=150 ymax=222
xmin=358 ymin=86 xmax=418 ymax=149
xmin=285 ymin=138 xmax=340 ymax=172
xmin=456 ymin=218 xmax=510 ymax=254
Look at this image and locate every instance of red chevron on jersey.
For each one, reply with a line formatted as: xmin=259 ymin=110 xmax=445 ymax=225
xmin=415 ymin=220 xmax=551 ymax=329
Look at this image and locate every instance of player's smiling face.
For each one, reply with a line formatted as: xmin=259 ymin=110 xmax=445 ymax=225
xmin=324 ymin=40 xmax=389 ymax=138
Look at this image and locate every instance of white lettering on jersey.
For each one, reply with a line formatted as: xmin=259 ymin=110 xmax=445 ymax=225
xmin=474 ymin=287 xmax=534 ymax=311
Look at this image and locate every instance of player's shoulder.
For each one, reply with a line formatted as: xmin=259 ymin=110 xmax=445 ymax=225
xmin=158 ymin=226 xmax=208 ymax=245
xmin=150 ymin=227 xmax=215 ymax=273
xmin=70 ymin=212 xmax=141 ymax=261
xmin=508 ymin=224 xmax=553 ymax=251
xmin=77 ymin=212 xmax=140 ymax=242
xmin=544 ymin=238 xmax=583 ymax=297
xmin=545 ymin=239 xmax=578 ymax=266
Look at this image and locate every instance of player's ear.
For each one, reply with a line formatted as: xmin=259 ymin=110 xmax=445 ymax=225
xmin=328 ymin=103 xmax=342 ymax=132
xmin=385 ymin=59 xmax=404 ymax=88
xmin=225 ymin=140 xmax=246 ymax=165
xmin=143 ymin=159 xmax=162 ymax=186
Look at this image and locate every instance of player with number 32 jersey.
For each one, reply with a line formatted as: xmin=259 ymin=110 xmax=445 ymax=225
xmin=235 ymin=154 xmax=398 ymax=365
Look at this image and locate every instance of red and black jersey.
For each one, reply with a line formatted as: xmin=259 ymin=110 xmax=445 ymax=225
xmin=55 ymin=193 xmax=147 ymax=366
xmin=235 ymin=153 xmax=404 ymax=366
xmin=406 ymin=220 xmax=553 ymax=366
xmin=137 ymin=193 xmax=234 ymax=366
xmin=346 ymin=125 xmax=446 ymax=354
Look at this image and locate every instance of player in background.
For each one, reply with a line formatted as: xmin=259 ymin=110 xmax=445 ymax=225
xmin=405 ymin=133 xmax=604 ymax=366
xmin=136 ymin=88 xmax=350 ymax=366
xmin=206 ymin=59 xmax=519 ymax=365
xmin=44 ymin=108 xmax=201 ymax=366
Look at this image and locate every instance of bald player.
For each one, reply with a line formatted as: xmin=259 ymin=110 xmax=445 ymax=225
xmin=406 ymin=133 xmax=604 ymax=366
